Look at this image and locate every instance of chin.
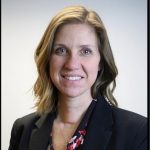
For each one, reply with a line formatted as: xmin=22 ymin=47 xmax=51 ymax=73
xmin=61 ymin=88 xmax=90 ymax=98
xmin=64 ymin=92 xmax=82 ymax=98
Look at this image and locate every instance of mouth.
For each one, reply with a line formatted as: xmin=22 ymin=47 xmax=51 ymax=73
xmin=62 ymin=75 xmax=84 ymax=81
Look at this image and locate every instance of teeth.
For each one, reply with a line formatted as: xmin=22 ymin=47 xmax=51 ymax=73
xmin=64 ymin=76 xmax=82 ymax=81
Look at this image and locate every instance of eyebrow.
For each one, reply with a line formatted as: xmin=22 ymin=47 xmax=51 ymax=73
xmin=53 ymin=43 xmax=97 ymax=49
xmin=53 ymin=44 xmax=66 ymax=47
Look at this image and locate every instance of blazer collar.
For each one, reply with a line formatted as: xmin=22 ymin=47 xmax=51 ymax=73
xmin=28 ymin=96 xmax=114 ymax=150
xmin=28 ymin=112 xmax=55 ymax=150
xmin=82 ymin=96 xmax=114 ymax=150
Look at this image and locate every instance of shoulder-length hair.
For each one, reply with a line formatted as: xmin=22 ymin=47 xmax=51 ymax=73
xmin=34 ymin=5 xmax=118 ymax=115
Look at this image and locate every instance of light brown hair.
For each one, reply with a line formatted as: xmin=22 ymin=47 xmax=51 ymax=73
xmin=34 ymin=5 xmax=118 ymax=115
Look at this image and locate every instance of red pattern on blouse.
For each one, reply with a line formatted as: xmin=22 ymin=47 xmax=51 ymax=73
xmin=49 ymin=99 xmax=97 ymax=150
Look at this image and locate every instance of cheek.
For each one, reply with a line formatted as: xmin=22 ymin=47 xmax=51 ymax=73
xmin=90 ymin=67 xmax=99 ymax=79
xmin=89 ymin=57 xmax=100 ymax=71
xmin=49 ymin=56 xmax=64 ymax=76
xmin=87 ymin=59 xmax=100 ymax=79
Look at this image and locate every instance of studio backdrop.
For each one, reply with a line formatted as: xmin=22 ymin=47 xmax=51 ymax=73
xmin=2 ymin=0 xmax=147 ymax=149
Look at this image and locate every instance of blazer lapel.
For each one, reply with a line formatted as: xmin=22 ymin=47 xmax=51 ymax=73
xmin=28 ymin=96 xmax=113 ymax=150
xmin=28 ymin=112 xmax=55 ymax=150
xmin=82 ymin=96 xmax=113 ymax=150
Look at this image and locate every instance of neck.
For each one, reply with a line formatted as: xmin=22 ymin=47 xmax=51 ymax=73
xmin=56 ymin=95 xmax=93 ymax=124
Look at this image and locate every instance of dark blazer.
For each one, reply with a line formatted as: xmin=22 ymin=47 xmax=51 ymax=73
xmin=8 ymin=96 xmax=147 ymax=150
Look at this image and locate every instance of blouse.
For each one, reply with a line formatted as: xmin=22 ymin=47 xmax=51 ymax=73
xmin=47 ymin=99 xmax=97 ymax=150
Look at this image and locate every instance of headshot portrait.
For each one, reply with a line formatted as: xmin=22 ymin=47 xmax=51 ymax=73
xmin=2 ymin=0 xmax=147 ymax=150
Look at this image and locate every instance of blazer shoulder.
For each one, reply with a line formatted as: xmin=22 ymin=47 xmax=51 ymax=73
xmin=11 ymin=112 xmax=40 ymax=139
xmin=8 ymin=112 xmax=40 ymax=150
xmin=15 ymin=112 xmax=40 ymax=126
xmin=110 ymin=106 xmax=147 ymax=149
xmin=111 ymin=106 xmax=147 ymax=126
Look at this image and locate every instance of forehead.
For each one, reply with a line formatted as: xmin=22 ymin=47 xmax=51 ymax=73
xmin=54 ymin=23 xmax=98 ymax=45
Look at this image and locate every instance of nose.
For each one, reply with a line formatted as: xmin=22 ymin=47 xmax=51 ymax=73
xmin=64 ymin=55 xmax=80 ymax=71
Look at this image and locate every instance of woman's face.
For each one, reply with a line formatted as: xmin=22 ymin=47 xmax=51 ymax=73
xmin=49 ymin=23 xmax=100 ymax=99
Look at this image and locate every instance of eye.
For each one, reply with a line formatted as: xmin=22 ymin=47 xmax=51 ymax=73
xmin=80 ymin=48 xmax=92 ymax=56
xmin=54 ymin=47 xmax=67 ymax=55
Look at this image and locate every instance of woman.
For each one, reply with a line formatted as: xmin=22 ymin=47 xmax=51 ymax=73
xmin=9 ymin=5 xmax=147 ymax=150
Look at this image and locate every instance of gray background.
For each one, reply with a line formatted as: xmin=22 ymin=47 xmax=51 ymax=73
xmin=2 ymin=0 xmax=147 ymax=149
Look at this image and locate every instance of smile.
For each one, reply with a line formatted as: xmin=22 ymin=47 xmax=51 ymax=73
xmin=62 ymin=76 xmax=83 ymax=81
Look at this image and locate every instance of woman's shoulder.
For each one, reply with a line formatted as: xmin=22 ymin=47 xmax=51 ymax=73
xmin=9 ymin=112 xmax=41 ymax=149
xmin=97 ymin=96 xmax=147 ymax=125
xmin=110 ymin=106 xmax=147 ymax=136
xmin=111 ymin=106 xmax=147 ymax=124
xmin=13 ymin=112 xmax=40 ymax=127
xmin=109 ymin=106 xmax=147 ymax=149
xmin=12 ymin=111 xmax=55 ymax=130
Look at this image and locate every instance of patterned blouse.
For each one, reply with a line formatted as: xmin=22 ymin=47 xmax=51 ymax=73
xmin=47 ymin=99 xmax=97 ymax=150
